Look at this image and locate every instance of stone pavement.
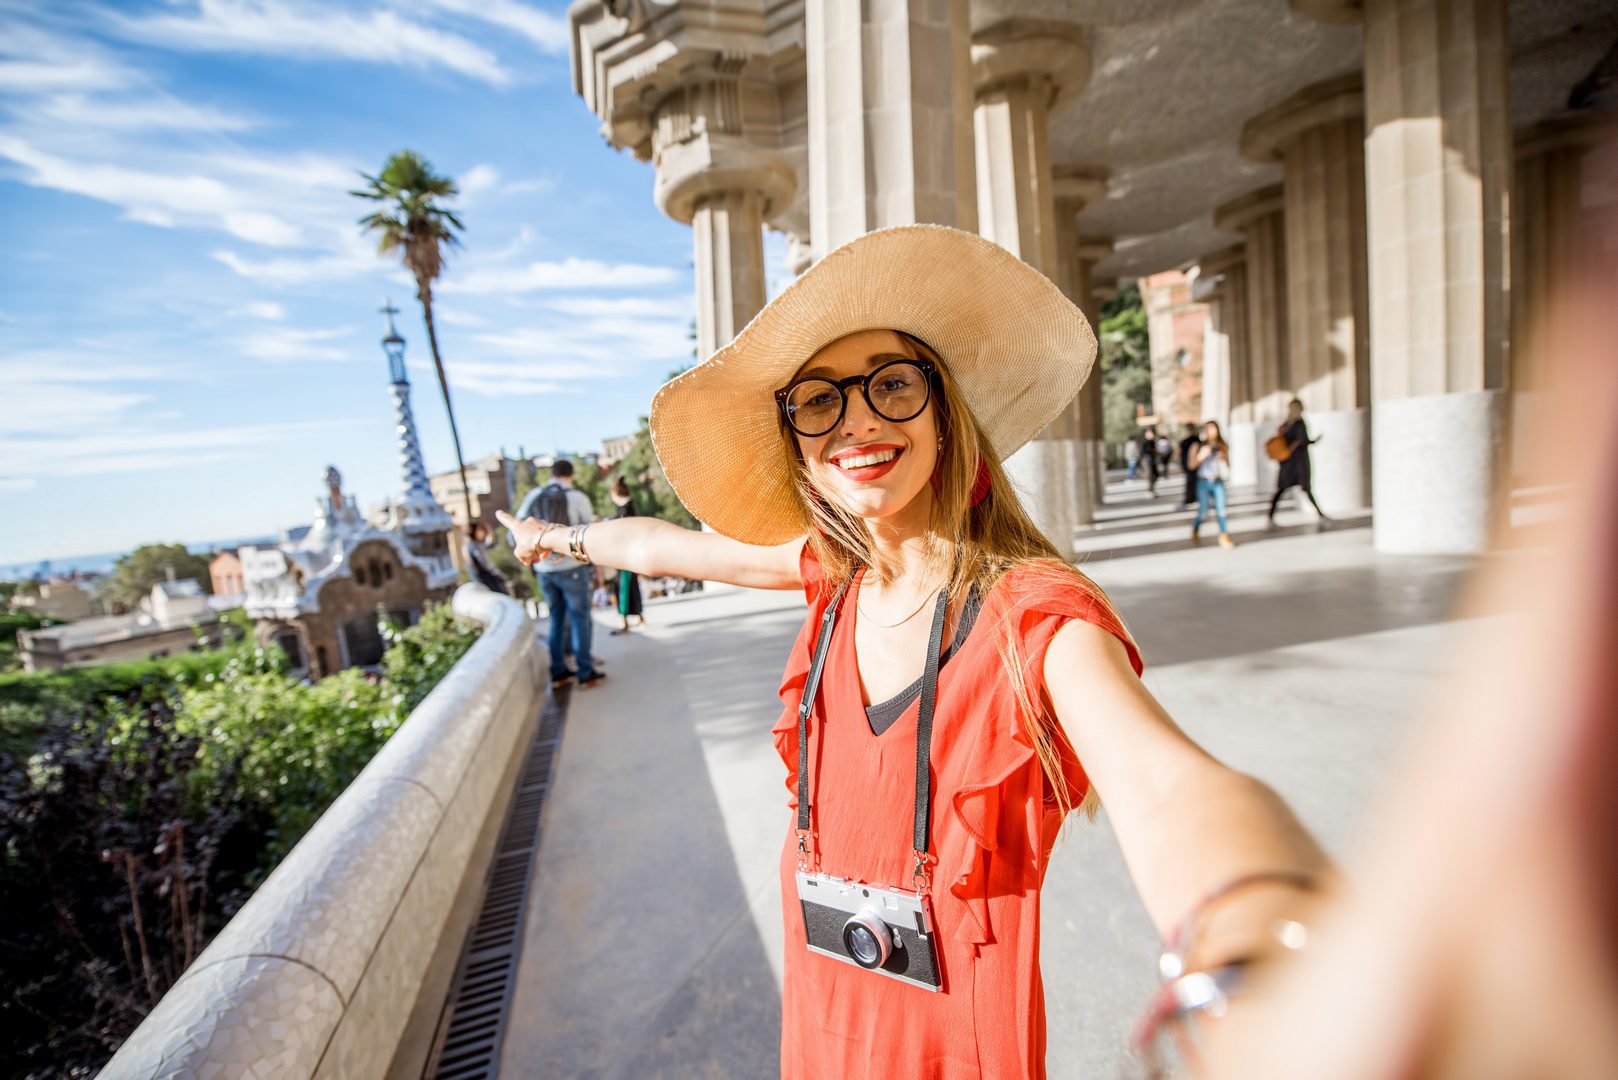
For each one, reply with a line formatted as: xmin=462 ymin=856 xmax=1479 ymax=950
xmin=499 ymin=479 xmax=1507 ymax=1079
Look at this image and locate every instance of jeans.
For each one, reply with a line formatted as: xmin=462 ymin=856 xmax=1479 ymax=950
xmin=1193 ymin=477 xmax=1229 ymax=534
xmin=539 ymin=565 xmax=596 ymax=681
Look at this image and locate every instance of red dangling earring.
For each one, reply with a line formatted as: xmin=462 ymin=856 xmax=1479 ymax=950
xmin=969 ymin=456 xmax=992 ymax=506
xmin=932 ymin=446 xmax=993 ymax=507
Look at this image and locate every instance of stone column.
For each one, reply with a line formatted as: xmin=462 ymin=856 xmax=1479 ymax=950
xmin=1510 ymin=113 xmax=1610 ymax=477
xmin=1361 ymin=0 xmax=1513 ymax=554
xmin=1196 ymin=245 xmax=1250 ymax=480
xmin=653 ymin=70 xmax=797 ymax=362
xmin=1214 ymin=186 xmax=1289 ymax=492
xmin=1053 ymin=167 xmax=1109 ymax=526
xmin=807 ymin=0 xmax=977 ymax=254
xmin=689 ymin=192 xmax=767 ymax=359
xmin=1242 ymin=75 xmax=1371 ymax=515
xmin=970 ymin=19 xmax=1090 ymax=557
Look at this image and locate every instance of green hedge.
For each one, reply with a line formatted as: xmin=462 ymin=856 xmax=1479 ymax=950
xmin=0 ymin=602 xmax=483 ymax=1076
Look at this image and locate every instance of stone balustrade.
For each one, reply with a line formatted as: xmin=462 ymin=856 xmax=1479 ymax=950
xmin=100 ymin=583 xmax=545 ymax=1079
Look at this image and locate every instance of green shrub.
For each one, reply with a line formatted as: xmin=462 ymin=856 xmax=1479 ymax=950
xmin=0 ymin=601 xmax=483 ymax=1075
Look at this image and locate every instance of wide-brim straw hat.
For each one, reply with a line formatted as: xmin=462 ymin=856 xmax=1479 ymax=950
xmin=649 ymin=223 xmax=1097 ymax=546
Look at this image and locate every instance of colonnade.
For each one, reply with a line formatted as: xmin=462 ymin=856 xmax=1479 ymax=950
xmin=571 ymin=0 xmax=1614 ymax=556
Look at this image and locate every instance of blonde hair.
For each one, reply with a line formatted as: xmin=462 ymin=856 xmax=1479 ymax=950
xmin=779 ymin=332 xmax=1129 ymax=821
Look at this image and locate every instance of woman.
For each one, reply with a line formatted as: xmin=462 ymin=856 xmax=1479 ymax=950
xmin=1189 ymin=420 xmax=1236 ymax=549
xmin=499 ymin=225 xmax=1324 ymax=1079
xmin=608 ymin=475 xmax=647 ymax=635
xmin=1269 ymin=398 xmax=1330 ymax=525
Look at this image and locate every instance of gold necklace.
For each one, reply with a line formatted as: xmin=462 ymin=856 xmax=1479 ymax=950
xmin=857 ymin=578 xmax=943 ymax=629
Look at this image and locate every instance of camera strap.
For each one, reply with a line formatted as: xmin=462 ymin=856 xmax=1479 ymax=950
xmin=796 ymin=569 xmax=952 ymax=894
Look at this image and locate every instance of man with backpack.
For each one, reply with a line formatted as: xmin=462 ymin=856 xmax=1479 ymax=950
xmin=515 ymin=459 xmax=606 ymax=689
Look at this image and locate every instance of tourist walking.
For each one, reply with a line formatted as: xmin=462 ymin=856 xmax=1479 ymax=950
xmin=1268 ymin=398 xmax=1331 ymax=525
xmin=1189 ymin=421 xmax=1236 ymax=548
xmin=1124 ymin=436 xmax=1141 ymax=480
xmin=1142 ymin=425 xmax=1161 ymax=495
xmin=516 ymin=459 xmax=606 ymax=689
xmin=1177 ymin=423 xmax=1201 ymax=508
xmin=608 ymin=476 xmax=647 ymax=635
xmin=499 ymin=225 xmax=1325 ymax=1080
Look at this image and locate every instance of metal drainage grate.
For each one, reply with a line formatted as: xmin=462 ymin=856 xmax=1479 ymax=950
xmin=425 ymin=690 xmax=568 ymax=1079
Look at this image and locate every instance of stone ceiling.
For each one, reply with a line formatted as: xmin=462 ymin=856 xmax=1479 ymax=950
xmin=965 ymin=0 xmax=1618 ymax=279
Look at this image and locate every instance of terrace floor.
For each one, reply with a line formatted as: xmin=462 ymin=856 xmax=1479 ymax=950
xmin=494 ymin=476 xmax=1513 ymax=1078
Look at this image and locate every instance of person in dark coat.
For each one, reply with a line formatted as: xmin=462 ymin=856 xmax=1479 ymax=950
xmin=1177 ymin=423 xmax=1201 ymax=508
xmin=1142 ymin=425 xmax=1161 ymax=495
xmin=1269 ymin=398 xmax=1330 ymax=524
xmin=608 ymin=476 xmax=647 ymax=634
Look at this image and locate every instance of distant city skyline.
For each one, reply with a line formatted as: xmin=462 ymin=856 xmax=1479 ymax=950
xmin=0 ymin=1 xmax=792 ymax=566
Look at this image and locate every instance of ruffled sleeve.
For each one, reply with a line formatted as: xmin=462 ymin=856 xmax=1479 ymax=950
xmin=943 ymin=569 xmax=1142 ymax=946
xmin=770 ymin=543 xmax=827 ymax=808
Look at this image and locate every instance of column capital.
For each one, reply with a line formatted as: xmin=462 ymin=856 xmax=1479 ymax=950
xmin=1052 ymin=164 xmax=1109 ymax=213
xmin=1077 ymin=237 xmax=1114 ymax=264
xmin=971 ymin=18 xmax=1090 ymax=109
xmin=1214 ymin=184 xmax=1285 ymax=233
xmin=650 ymin=72 xmax=796 ymax=223
xmin=1240 ymin=74 xmax=1364 ymax=163
xmin=1197 ymin=243 xmax=1246 ymax=280
xmin=1515 ymin=109 xmax=1618 ymax=160
xmin=1287 ymin=0 xmax=1363 ymax=23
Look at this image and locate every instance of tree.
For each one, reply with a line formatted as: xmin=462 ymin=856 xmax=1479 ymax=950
xmin=1098 ymin=281 xmax=1153 ymax=456
xmin=100 ymin=544 xmax=212 ymax=613
xmin=607 ymin=366 xmax=700 ymax=529
xmin=352 ymin=151 xmax=473 ymax=525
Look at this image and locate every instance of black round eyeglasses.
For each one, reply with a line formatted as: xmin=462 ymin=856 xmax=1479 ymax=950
xmin=774 ymin=357 xmax=937 ymax=438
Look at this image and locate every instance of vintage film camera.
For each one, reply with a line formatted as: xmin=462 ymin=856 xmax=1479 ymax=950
xmin=796 ymin=871 xmax=942 ymax=991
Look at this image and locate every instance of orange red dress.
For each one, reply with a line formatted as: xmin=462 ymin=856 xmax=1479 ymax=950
xmin=774 ymin=547 xmax=1143 ymax=1079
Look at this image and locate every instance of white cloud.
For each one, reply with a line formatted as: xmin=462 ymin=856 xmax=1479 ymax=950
xmin=242 ymin=301 xmax=287 ymax=320
xmin=238 ymin=326 xmax=354 ymax=362
xmin=0 ymin=134 xmax=315 ymax=247
xmin=0 ymin=24 xmax=133 ymax=94
xmin=0 ymin=476 xmax=37 ymax=493
xmin=111 ymin=0 xmax=511 ymax=86
xmin=435 ymin=308 xmax=486 ymax=328
xmin=22 ymin=93 xmax=258 ymax=133
xmin=443 ymin=257 xmax=680 ymax=295
xmin=212 ymin=245 xmax=383 ymax=286
xmin=459 ymin=163 xmax=501 ymax=198
xmin=419 ymin=0 xmax=569 ymax=53
xmin=2 ymin=383 xmax=153 ymax=434
xmin=546 ymin=296 xmax=691 ymax=319
xmin=1 ymin=419 xmax=345 ymax=479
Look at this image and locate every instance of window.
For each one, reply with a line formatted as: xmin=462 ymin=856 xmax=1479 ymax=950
xmin=383 ymin=562 xmax=394 ymax=581
xmin=354 ymin=565 xmax=368 ymax=588
xmin=273 ymin=630 xmax=305 ymax=670
xmin=369 ymin=560 xmax=382 ymax=586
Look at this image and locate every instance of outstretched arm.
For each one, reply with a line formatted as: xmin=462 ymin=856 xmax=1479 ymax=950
xmin=1044 ymin=621 xmax=1329 ymax=955
xmin=495 ymin=509 xmax=806 ymax=591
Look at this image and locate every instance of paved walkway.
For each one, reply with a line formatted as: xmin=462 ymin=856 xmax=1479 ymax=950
xmin=499 ymin=481 xmax=1505 ymax=1078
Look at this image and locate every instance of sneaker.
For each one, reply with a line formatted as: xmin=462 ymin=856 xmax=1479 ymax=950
xmin=1190 ymin=527 xmax=1201 ymax=546
xmin=1218 ymin=534 xmax=1236 ymax=549
xmin=579 ymin=671 xmax=608 ymax=690
xmin=551 ymin=672 xmax=576 ymax=689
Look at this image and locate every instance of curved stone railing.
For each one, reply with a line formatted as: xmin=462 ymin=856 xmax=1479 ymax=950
xmin=101 ymin=584 xmax=544 ymax=1079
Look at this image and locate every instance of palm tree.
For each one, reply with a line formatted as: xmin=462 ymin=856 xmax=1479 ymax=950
xmin=352 ymin=150 xmax=474 ymax=526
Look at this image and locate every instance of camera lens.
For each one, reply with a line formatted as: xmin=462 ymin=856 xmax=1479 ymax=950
xmin=849 ymin=926 xmax=880 ymax=965
xmin=841 ymin=908 xmax=892 ymax=969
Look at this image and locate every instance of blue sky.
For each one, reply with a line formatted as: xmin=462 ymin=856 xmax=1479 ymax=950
xmin=0 ymin=0 xmax=790 ymax=567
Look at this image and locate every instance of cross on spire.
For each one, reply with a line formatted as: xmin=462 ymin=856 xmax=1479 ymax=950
xmin=379 ymin=298 xmax=402 ymax=339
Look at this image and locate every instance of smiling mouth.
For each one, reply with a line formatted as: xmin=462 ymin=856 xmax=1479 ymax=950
xmin=832 ymin=447 xmax=902 ymax=472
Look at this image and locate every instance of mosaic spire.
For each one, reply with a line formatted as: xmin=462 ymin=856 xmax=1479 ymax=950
xmin=380 ymin=301 xmax=435 ymax=504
